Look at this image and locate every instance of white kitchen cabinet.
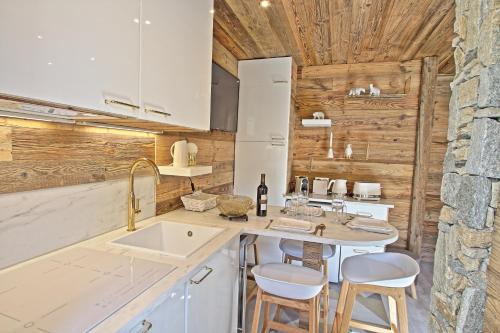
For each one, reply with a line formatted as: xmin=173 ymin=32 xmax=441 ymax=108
xmin=140 ymin=0 xmax=214 ymax=129
xmin=186 ymin=237 xmax=239 ymax=333
xmin=236 ymin=58 xmax=292 ymax=142
xmin=125 ymin=283 xmax=185 ymax=333
xmin=0 ymin=0 xmax=141 ymax=118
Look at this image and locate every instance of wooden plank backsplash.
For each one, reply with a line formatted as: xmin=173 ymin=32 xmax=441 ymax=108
xmin=292 ymin=60 xmax=451 ymax=256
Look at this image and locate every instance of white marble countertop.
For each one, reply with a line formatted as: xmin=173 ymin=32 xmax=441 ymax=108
xmin=0 ymin=206 xmax=398 ymax=332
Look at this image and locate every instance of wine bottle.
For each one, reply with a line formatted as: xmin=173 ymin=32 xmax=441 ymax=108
xmin=256 ymin=173 xmax=268 ymax=217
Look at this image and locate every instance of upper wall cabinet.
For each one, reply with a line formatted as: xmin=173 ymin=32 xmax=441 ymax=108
xmin=0 ymin=0 xmax=214 ymax=130
xmin=141 ymin=0 xmax=214 ymax=130
xmin=0 ymin=0 xmax=141 ymax=118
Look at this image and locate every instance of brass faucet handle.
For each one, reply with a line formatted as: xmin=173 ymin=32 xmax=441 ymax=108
xmin=135 ymin=198 xmax=142 ymax=214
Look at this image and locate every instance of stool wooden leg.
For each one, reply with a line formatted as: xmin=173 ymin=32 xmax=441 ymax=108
xmin=309 ymin=296 xmax=318 ymax=333
xmin=251 ymin=288 xmax=263 ymax=333
xmin=261 ymin=300 xmax=269 ymax=333
xmin=332 ymin=281 xmax=349 ymax=333
xmin=339 ymin=284 xmax=357 ymax=333
xmin=395 ymin=288 xmax=409 ymax=333
xmin=388 ymin=295 xmax=398 ymax=331
xmin=410 ymin=282 xmax=417 ymax=300
xmin=322 ymin=260 xmax=329 ymax=333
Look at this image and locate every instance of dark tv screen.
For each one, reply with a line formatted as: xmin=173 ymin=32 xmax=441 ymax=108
xmin=210 ymin=62 xmax=239 ymax=132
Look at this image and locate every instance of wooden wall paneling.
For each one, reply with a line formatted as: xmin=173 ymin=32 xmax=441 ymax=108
xmin=292 ymin=60 xmax=425 ymax=250
xmin=485 ymin=202 xmax=500 ymax=332
xmin=212 ymin=38 xmax=238 ymax=77
xmin=409 ymin=57 xmax=438 ymax=255
xmin=0 ymin=118 xmax=155 ymax=194
xmin=420 ymin=74 xmax=453 ymax=261
xmin=0 ymin=127 xmax=12 ymax=161
xmin=155 ymin=130 xmax=235 ymax=214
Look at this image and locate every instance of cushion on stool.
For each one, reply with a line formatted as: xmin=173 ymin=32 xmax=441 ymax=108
xmin=252 ymin=263 xmax=326 ymax=300
xmin=279 ymin=239 xmax=336 ymax=260
xmin=341 ymin=253 xmax=420 ymax=288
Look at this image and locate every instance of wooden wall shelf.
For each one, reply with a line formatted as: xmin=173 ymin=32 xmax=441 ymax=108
xmin=301 ymin=119 xmax=332 ymax=127
xmin=158 ymin=165 xmax=212 ymax=177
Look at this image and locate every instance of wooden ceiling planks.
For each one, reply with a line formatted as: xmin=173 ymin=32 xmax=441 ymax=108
xmin=213 ymin=0 xmax=455 ymax=73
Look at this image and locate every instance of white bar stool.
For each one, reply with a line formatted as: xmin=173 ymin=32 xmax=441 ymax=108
xmin=251 ymin=263 xmax=327 ymax=333
xmin=280 ymin=239 xmax=336 ymax=333
xmin=332 ymin=253 xmax=420 ymax=333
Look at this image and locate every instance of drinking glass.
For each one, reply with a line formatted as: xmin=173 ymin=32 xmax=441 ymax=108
xmin=331 ymin=197 xmax=347 ymax=224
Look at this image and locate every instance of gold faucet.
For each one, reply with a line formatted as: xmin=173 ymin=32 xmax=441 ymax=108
xmin=128 ymin=157 xmax=161 ymax=232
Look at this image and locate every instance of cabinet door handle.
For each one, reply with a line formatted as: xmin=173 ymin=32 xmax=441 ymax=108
xmin=190 ymin=265 xmax=213 ymax=285
xmin=145 ymin=108 xmax=172 ymax=116
xmin=271 ymin=135 xmax=285 ymax=140
xmin=104 ymin=99 xmax=140 ymax=110
xmin=271 ymin=142 xmax=285 ymax=147
xmin=136 ymin=320 xmax=152 ymax=333
xmin=355 ymin=211 xmax=373 ymax=218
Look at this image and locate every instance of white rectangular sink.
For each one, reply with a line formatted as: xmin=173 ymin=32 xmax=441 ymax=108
xmin=110 ymin=221 xmax=224 ymax=258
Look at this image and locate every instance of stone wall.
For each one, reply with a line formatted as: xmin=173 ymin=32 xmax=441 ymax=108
xmin=429 ymin=0 xmax=500 ymax=332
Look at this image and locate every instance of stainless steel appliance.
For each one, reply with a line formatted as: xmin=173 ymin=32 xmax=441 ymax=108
xmin=353 ymin=181 xmax=382 ymax=200
xmin=295 ymin=176 xmax=309 ymax=194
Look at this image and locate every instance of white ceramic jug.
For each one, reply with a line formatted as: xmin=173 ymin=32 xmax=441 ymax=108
xmin=328 ymin=179 xmax=348 ymax=195
xmin=170 ymin=140 xmax=188 ymax=168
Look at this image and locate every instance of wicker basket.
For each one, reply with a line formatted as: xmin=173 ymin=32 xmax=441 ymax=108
xmin=181 ymin=192 xmax=218 ymax=212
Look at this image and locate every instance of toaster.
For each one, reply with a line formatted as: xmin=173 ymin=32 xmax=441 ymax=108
xmin=353 ymin=182 xmax=382 ymax=201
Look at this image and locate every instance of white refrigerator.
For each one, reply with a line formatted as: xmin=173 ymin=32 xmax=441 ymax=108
xmin=234 ymin=57 xmax=292 ymax=264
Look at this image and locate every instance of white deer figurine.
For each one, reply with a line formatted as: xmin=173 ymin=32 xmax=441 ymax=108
xmin=369 ymin=84 xmax=380 ymax=96
xmin=348 ymin=87 xmax=365 ymax=96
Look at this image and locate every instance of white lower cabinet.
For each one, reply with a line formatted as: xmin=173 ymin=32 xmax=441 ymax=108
xmin=186 ymin=237 xmax=239 ymax=333
xmin=122 ymin=237 xmax=239 ymax=333
xmin=126 ymin=283 xmax=186 ymax=333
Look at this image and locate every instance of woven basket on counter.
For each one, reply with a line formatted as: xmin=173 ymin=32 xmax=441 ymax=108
xmin=181 ymin=192 xmax=218 ymax=212
xmin=216 ymin=195 xmax=254 ymax=217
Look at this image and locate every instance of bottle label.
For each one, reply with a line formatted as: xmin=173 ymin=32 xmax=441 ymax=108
xmin=261 ymin=204 xmax=267 ymax=210
xmin=261 ymin=195 xmax=267 ymax=201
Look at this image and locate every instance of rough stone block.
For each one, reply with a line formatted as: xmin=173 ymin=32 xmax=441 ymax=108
xmin=465 ymin=118 xmax=500 ymax=178
xmin=459 ymin=225 xmax=493 ymax=248
xmin=478 ymin=64 xmax=500 ymax=107
xmin=474 ymin=107 xmax=500 ymax=118
xmin=456 ymin=288 xmax=486 ymax=333
xmin=448 ymin=89 xmax=459 ymax=141
xmin=478 ymin=6 xmax=500 ymax=66
xmin=441 ymin=173 xmax=462 ymax=208
xmin=443 ymin=146 xmax=457 ymax=173
xmin=458 ymin=77 xmax=479 ymax=108
xmin=491 ymin=181 xmax=499 ymax=208
xmin=439 ymin=205 xmax=456 ymax=225
xmin=456 ymin=175 xmax=491 ymax=228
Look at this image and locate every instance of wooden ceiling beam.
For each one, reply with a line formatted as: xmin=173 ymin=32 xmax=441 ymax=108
xmin=223 ymin=0 xmax=287 ymax=58
xmin=213 ymin=0 xmax=265 ymax=59
xmin=282 ymin=0 xmax=318 ymax=66
xmin=213 ymin=20 xmax=249 ymax=59
xmin=329 ymin=0 xmax=353 ymax=64
xmin=401 ymin=0 xmax=455 ymax=61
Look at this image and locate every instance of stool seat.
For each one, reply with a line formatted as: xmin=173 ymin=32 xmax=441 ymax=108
xmin=279 ymin=239 xmax=336 ymax=260
xmin=342 ymin=253 xmax=419 ymax=288
xmin=252 ymin=263 xmax=326 ymax=300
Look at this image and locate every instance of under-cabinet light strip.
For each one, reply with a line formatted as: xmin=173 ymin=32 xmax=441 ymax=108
xmin=0 ymin=110 xmax=76 ymax=124
xmin=76 ymin=121 xmax=163 ymax=135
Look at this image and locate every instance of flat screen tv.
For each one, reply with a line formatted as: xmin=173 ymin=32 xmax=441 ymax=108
xmin=210 ymin=62 xmax=239 ymax=132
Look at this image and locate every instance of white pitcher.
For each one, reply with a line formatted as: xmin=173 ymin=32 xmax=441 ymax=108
xmin=328 ymin=179 xmax=348 ymax=195
xmin=170 ymin=140 xmax=188 ymax=168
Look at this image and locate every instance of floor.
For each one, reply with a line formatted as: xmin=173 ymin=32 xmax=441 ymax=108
xmin=246 ymin=262 xmax=433 ymax=333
